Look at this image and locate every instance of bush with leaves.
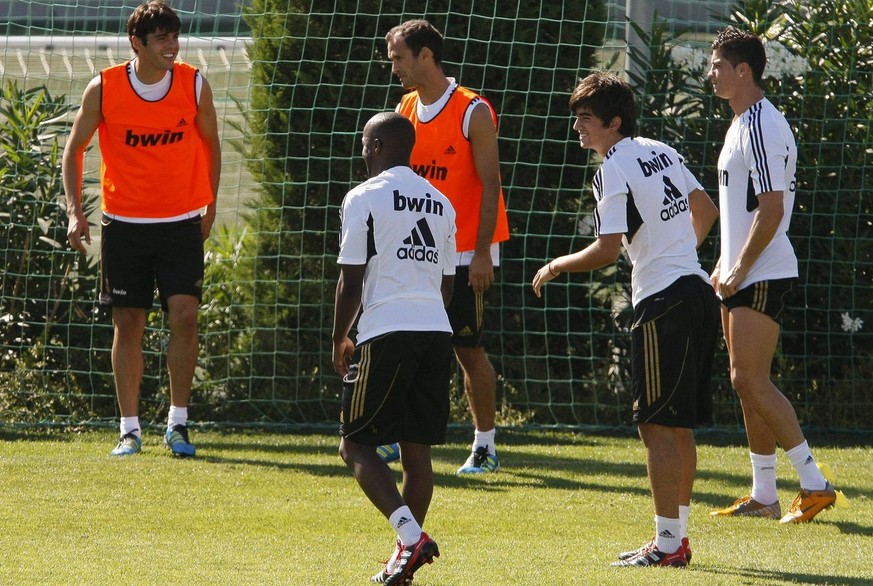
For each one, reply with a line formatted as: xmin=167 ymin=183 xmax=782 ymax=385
xmin=0 ymin=81 xmax=105 ymax=423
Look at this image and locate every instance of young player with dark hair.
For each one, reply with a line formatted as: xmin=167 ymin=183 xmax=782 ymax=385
xmin=533 ymin=72 xmax=720 ymax=567
xmin=63 ymin=0 xmax=221 ymax=457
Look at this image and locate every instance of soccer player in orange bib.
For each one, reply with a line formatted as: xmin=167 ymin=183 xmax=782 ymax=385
xmin=383 ymin=19 xmax=510 ymax=476
xmin=63 ymin=1 xmax=221 ymax=458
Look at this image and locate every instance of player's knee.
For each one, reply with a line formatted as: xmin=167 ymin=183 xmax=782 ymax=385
xmin=167 ymin=302 xmax=198 ymax=334
xmin=730 ymin=366 xmax=761 ymax=397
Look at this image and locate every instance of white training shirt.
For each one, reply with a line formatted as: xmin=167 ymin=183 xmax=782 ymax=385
xmin=717 ymin=98 xmax=798 ymax=287
xmin=593 ymin=136 xmax=709 ymax=306
xmin=338 ymin=166 xmax=457 ymax=343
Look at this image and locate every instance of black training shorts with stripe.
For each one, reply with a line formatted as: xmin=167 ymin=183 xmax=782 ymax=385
xmin=340 ymin=330 xmax=453 ymax=446
xmin=446 ymin=265 xmax=487 ymax=348
xmin=631 ymin=275 xmax=719 ymax=428
xmin=720 ymin=278 xmax=795 ymax=324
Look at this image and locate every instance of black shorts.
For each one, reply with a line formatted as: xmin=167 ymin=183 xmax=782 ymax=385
xmin=446 ymin=266 xmax=488 ymax=348
xmin=721 ymin=278 xmax=795 ymax=323
xmin=340 ymin=331 xmax=453 ymax=445
xmin=631 ymin=275 xmax=719 ymax=428
xmin=100 ymin=215 xmax=204 ymax=312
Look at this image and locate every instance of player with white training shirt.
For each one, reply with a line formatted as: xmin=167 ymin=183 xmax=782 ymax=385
xmin=332 ymin=112 xmax=456 ymax=585
xmin=707 ymin=26 xmax=838 ymax=524
xmin=532 ymin=71 xmax=720 ymax=568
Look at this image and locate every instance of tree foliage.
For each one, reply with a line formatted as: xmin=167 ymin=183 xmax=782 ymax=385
xmin=236 ymin=0 xmax=608 ymax=424
xmin=0 ymin=82 xmax=106 ymax=422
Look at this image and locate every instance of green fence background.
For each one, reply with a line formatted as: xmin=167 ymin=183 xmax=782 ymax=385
xmin=0 ymin=0 xmax=870 ymax=432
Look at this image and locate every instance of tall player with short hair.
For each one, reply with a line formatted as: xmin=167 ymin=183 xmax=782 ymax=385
xmin=707 ymin=27 xmax=837 ymax=523
xmin=333 ymin=112 xmax=456 ymax=585
xmin=63 ymin=1 xmax=221 ymax=457
xmin=383 ymin=19 xmax=510 ymax=475
xmin=532 ymin=72 xmax=720 ymax=567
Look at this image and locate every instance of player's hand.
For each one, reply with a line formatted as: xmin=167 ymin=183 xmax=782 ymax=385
xmin=66 ymin=212 xmax=91 ymax=254
xmin=468 ymin=251 xmax=494 ymax=293
xmin=718 ymin=264 xmax=746 ymax=299
xmin=531 ymin=261 xmax=558 ymax=298
xmin=332 ymin=337 xmax=355 ymax=376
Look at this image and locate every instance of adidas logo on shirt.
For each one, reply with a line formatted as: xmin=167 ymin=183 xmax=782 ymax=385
xmin=444 ymin=145 xmax=457 ymax=155
xmin=397 ymin=218 xmax=440 ymax=264
xmin=659 ymin=175 xmax=689 ymax=221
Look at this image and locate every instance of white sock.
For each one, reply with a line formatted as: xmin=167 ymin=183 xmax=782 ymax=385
xmin=678 ymin=505 xmax=690 ymax=540
xmin=750 ymin=452 xmax=779 ymax=505
xmin=388 ymin=506 xmax=422 ymax=547
xmin=785 ymin=441 xmax=828 ymax=491
xmin=473 ymin=428 xmax=496 ymax=455
xmin=654 ymin=516 xmax=681 ymax=554
xmin=168 ymin=405 xmax=188 ymax=429
xmin=120 ymin=417 xmax=141 ymax=438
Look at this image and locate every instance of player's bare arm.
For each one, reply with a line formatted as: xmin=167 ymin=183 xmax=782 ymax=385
xmin=467 ymin=102 xmax=502 ymax=294
xmin=332 ymin=264 xmax=365 ymax=376
xmin=688 ymin=188 xmax=719 ymax=247
xmin=62 ymin=76 xmax=103 ymax=254
xmin=440 ymin=274 xmax=455 ymax=308
xmin=532 ymin=232 xmax=623 ymax=297
xmin=718 ymin=190 xmax=784 ymax=298
xmin=195 ymin=76 xmax=222 ymax=241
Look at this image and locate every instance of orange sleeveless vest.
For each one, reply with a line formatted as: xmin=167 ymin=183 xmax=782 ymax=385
xmin=398 ymin=86 xmax=509 ymax=253
xmin=98 ymin=61 xmax=213 ymax=218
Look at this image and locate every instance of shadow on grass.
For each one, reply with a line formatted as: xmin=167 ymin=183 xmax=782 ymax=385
xmin=13 ymin=425 xmax=860 ymax=515
xmin=197 ymin=454 xmax=348 ymax=478
xmin=0 ymin=424 xmax=109 ymax=442
xmin=828 ymin=519 xmax=873 ymax=537
xmin=430 ymin=450 xmax=791 ymax=511
xmin=193 ymin=431 xmax=751 ymax=506
xmin=201 ymin=438 xmax=338 ymax=457
xmin=697 ymin=565 xmax=872 ymax=585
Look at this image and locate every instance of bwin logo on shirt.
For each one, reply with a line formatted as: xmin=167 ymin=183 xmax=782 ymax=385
xmin=397 ymin=218 xmax=440 ymax=264
xmin=411 ymin=160 xmax=449 ymax=182
xmin=637 ymin=150 xmax=675 ymax=177
xmin=660 ymin=175 xmax=689 ymax=221
xmin=393 ymin=189 xmax=445 ymax=216
xmin=125 ymin=128 xmax=184 ymax=147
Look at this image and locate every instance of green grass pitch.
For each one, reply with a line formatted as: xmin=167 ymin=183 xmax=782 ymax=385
xmin=0 ymin=428 xmax=869 ymax=585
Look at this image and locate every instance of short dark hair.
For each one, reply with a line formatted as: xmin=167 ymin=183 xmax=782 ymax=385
xmin=367 ymin=112 xmax=416 ymax=157
xmin=712 ymin=27 xmax=766 ymax=86
xmin=127 ymin=1 xmax=181 ymax=44
xmin=386 ymin=19 xmax=444 ymax=65
xmin=568 ymin=72 xmax=638 ymax=137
